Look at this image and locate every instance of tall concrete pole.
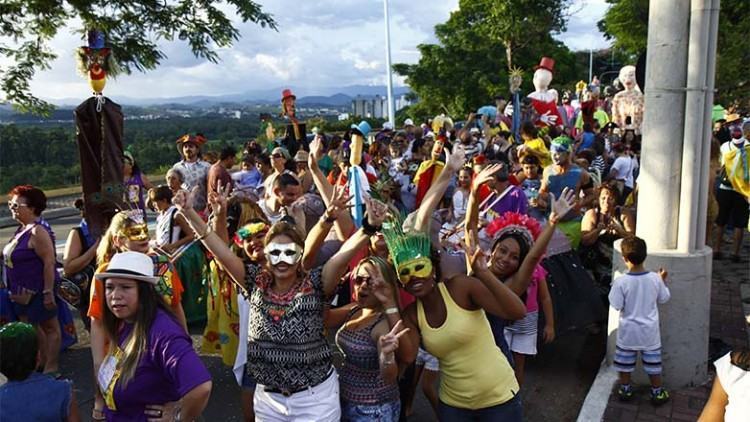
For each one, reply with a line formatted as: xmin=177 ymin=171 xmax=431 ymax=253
xmin=588 ymin=49 xmax=593 ymax=83
xmin=383 ymin=0 xmax=396 ymax=127
xmin=695 ymin=0 xmax=721 ymax=248
xmin=677 ymin=0 xmax=716 ymax=252
xmin=635 ymin=0 xmax=690 ymax=250
xmin=609 ymin=0 xmax=714 ymax=389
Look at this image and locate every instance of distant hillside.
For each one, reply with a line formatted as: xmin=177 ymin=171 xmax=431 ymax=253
xmin=44 ymin=85 xmax=411 ymax=107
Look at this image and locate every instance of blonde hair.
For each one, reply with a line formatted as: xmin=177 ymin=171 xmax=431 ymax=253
xmin=96 ymin=211 xmax=139 ymax=265
xmin=354 ymin=256 xmax=401 ymax=309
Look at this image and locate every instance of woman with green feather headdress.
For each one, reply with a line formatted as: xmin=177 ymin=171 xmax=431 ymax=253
xmin=384 ymin=144 xmax=532 ymax=420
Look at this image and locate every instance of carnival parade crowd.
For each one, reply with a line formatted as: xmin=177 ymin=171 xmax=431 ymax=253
xmin=1 ymin=60 xmax=749 ymax=421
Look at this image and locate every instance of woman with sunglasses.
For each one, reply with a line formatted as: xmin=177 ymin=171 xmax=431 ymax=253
xmin=88 ymin=210 xmax=187 ymax=420
xmin=325 ymin=256 xmax=416 ymax=421
xmin=2 ymin=185 xmax=63 ymax=375
xmin=175 ymin=184 xmax=391 ymax=421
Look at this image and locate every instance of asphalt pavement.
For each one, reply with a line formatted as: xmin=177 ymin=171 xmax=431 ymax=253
xmin=2 ymin=214 xmax=605 ymax=421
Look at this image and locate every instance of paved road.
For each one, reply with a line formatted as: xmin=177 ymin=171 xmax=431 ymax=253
xmin=2 ymin=216 xmax=606 ymax=421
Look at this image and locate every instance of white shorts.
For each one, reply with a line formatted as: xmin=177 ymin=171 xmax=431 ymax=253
xmin=416 ymin=347 xmax=439 ymax=371
xmin=503 ymin=329 xmax=538 ymax=356
xmin=254 ymin=368 xmax=340 ymax=422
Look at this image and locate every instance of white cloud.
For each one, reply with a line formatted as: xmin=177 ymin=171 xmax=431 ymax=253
xmin=8 ymin=0 xmax=609 ymax=101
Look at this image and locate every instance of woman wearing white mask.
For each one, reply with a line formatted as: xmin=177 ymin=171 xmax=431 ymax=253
xmin=174 ymin=186 xmax=391 ymax=421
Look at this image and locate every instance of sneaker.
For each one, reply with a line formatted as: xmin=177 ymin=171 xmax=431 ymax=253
xmin=650 ymin=388 xmax=670 ymax=405
xmin=617 ymin=385 xmax=634 ymax=401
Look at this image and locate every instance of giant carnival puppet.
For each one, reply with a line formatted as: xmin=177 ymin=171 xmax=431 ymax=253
xmin=347 ymin=121 xmax=372 ymax=227
xmin=280 ymin=88 xmax=306 ymax=155
xmin=74 ymin=30 xmax=126 ymax=236
xmin=610 ymin=65 xmax=645 ymax=134
xmin=527 ymin=57 xmax=563 ymax=128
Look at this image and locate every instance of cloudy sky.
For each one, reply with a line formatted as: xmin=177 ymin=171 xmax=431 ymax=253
xmin=16 ymin=0 xmax=610 ymax=101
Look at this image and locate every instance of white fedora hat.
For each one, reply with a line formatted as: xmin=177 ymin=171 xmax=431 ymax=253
xmin=95 ymin=251 xmax=158 ymax=284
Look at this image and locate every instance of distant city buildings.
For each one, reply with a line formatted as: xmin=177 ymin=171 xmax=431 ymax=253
xmin=351 ymin=93 xmax=413 ymax=118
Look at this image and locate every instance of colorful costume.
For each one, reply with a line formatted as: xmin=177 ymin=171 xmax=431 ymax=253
xmin=611 ymin=66 xmax=644 ymax=134
xmin=528 ymin=57 xmax=563 ymax=128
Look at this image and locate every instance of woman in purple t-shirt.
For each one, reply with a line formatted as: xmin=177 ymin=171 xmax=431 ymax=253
xmin=96 ymin=252 xmax=211 ymax=421
xmin=123 ymin=152 xmax=153 ymax=217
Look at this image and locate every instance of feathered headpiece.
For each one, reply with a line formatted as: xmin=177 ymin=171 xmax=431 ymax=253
xmin=233 ymin=222 xmax=269 ymax=247
xmin=485 ymin=212 xmax=541 ymax=250
xmin=382 ymin=215 xmax=432 ymax=272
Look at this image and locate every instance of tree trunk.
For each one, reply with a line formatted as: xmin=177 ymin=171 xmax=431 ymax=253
xmin=505 ymin=40 xmax=514 ymax=70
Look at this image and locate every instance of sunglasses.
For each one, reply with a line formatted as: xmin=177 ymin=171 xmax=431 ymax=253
xmin=354 ymin=275 xmax=373 ymax=285
xmin=272 ymin=153 xmax=284 ymax=159
xmin=7 ymin=202 xmax=29 ymax=210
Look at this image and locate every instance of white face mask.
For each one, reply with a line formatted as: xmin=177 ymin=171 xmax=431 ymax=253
xmin=264 ymin=242 xmax=303 ymax=266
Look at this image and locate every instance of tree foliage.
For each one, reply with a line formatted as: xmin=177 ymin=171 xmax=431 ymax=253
xmin=0 ymin=116 xmax=261 ymax=192
xmin=393 ymin=0 xmax=579 ymax=121
xmin=598 ymin=0 xmax=750 ymax=108
xmin=0 ymin=0 xmax=277 ymax=115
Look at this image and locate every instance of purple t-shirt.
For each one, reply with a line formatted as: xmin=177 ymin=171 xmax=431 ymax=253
xmin=104 ymin=309 xmax=210 ymax=421
xmin=481 ymin=185 xmax=528 ymax=221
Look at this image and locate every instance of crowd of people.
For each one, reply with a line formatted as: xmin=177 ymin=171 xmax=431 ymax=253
xmin=0 ymin=75 xmax=749 ymax=421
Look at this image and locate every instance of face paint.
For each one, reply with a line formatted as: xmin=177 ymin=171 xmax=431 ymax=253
xmin=264 ymin=242 xmax=303 ymax=266
xmin=121 ymin=224 xmax=149 ymax=241
xmin=431 ymin=139 xmax=444 ymax=157
xmin=396 ymin=257 xmax=433 ymax=285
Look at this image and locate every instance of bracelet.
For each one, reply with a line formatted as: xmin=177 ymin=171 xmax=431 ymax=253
xmin=380 ymin=353 xmax=395 ymax=366
xmin=196 ymin=228 xmax=211 ymax=240
xmin=42 ymin=289 xmax=53 ymax=295
xmin=384 ymin=307 xmax=399 ymax=315
xmin=362 ymin=217 xmax=382 ymax=236
xmin=321 ymin=214 xmax=336 ymax=224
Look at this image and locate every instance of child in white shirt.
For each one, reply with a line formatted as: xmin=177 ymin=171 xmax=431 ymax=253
xmin=609 ymin=236 xmax=671 ymax=405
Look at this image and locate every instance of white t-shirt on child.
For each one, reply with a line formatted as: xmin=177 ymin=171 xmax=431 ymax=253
xmin=609 ymin=271 xmax=670 ymax=350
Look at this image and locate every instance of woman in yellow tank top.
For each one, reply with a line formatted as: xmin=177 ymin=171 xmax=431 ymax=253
xmin=383 ymin=147 xmax=575 ymax=420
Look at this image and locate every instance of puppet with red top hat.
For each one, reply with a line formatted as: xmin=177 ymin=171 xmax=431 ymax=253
xmin=527 ymin=57 xmax=563 ymax=128
xmin=280 ymin=88 xmax=306 ymax=156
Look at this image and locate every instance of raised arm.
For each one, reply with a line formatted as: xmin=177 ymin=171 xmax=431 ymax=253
xmin=308 ymin=136 xmax=355 ymax=239
xmin=506 ymin=188 xmax=575 ymax=296
xmin=465 ymin=163 xmax=504 ymax=249
xmin=174 ymin=188 xmax=245 ymax=285
xmin=302 ymin=186 xmax=350 ymax=270
xmin=413 ymin=144 xmax=465 ymax=233
xmin=321 ymin=198 xmax=389 ymax=298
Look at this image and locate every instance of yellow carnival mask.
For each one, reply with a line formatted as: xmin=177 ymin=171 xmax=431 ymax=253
xmin=121 ymin=224 xmax=149 ymax=241
xmin=397 ymin=257 xmax=433 ymax=285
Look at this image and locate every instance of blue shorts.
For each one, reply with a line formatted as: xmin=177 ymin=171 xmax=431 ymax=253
xmin=438 ymin=394 xmax=522 ymax=422
xmin=341 ymin=400 xmax=400 ymax=422
xmin=11 ymin=292 xmax=57 ymax=324
xmin=614 ymin=346 xmax=662 ymax=375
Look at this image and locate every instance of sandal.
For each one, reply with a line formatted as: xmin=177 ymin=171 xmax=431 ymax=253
xmin=92 ymin=409 xmax=106 ymax=421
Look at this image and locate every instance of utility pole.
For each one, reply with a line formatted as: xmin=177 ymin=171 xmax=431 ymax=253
xmin=588 ymin=48 xmax=593 ymax=82
xmin=383 ymin=0 xmax=396 ymax=127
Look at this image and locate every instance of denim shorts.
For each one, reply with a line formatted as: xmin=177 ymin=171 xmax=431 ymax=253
xmin=438 ymin=394 xmax=522 ymax=422
xmin=341 ymin=400 xmax=400 ymax=422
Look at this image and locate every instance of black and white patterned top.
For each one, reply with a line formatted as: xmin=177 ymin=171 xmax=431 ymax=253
xmin=242 ymin=263 xmax=333 ymax=391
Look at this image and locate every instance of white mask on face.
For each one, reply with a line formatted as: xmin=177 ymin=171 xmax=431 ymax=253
xmin=264 ymin=242 xmax=303 ymax=266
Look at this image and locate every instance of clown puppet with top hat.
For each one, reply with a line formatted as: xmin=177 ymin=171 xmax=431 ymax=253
xmin=280 ymin=88 xmax=306 ymax=156
xmin=527 ymin=57 xmax=563 ymax=128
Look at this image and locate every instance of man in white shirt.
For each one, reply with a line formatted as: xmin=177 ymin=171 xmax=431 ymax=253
xmin=172 ymin=134 xmax=211 ymax=212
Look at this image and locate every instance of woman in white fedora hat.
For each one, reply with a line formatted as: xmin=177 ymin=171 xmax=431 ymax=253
xmin=96 ymin=251 xmax=212 ymax=421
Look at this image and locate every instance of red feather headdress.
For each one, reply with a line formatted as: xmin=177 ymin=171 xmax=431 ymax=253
xmin=485 ymin=212 xmax=541 ymax=248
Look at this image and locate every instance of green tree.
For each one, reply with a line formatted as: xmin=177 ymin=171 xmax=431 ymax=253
xmin=0 ymin=0 xmax=277 ymax=115
xmin=598 ymin=0 xmax=750 ymax=108
xmin=394 ymin=0 xmax=579 ymax=119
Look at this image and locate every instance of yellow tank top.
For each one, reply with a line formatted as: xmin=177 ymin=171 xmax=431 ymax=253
xmin=417 ymin=283 xmax=519 ymax=409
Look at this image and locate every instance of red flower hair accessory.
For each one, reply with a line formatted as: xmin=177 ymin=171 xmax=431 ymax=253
xmin=485 ymin=212 xmax=541 ymax=248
